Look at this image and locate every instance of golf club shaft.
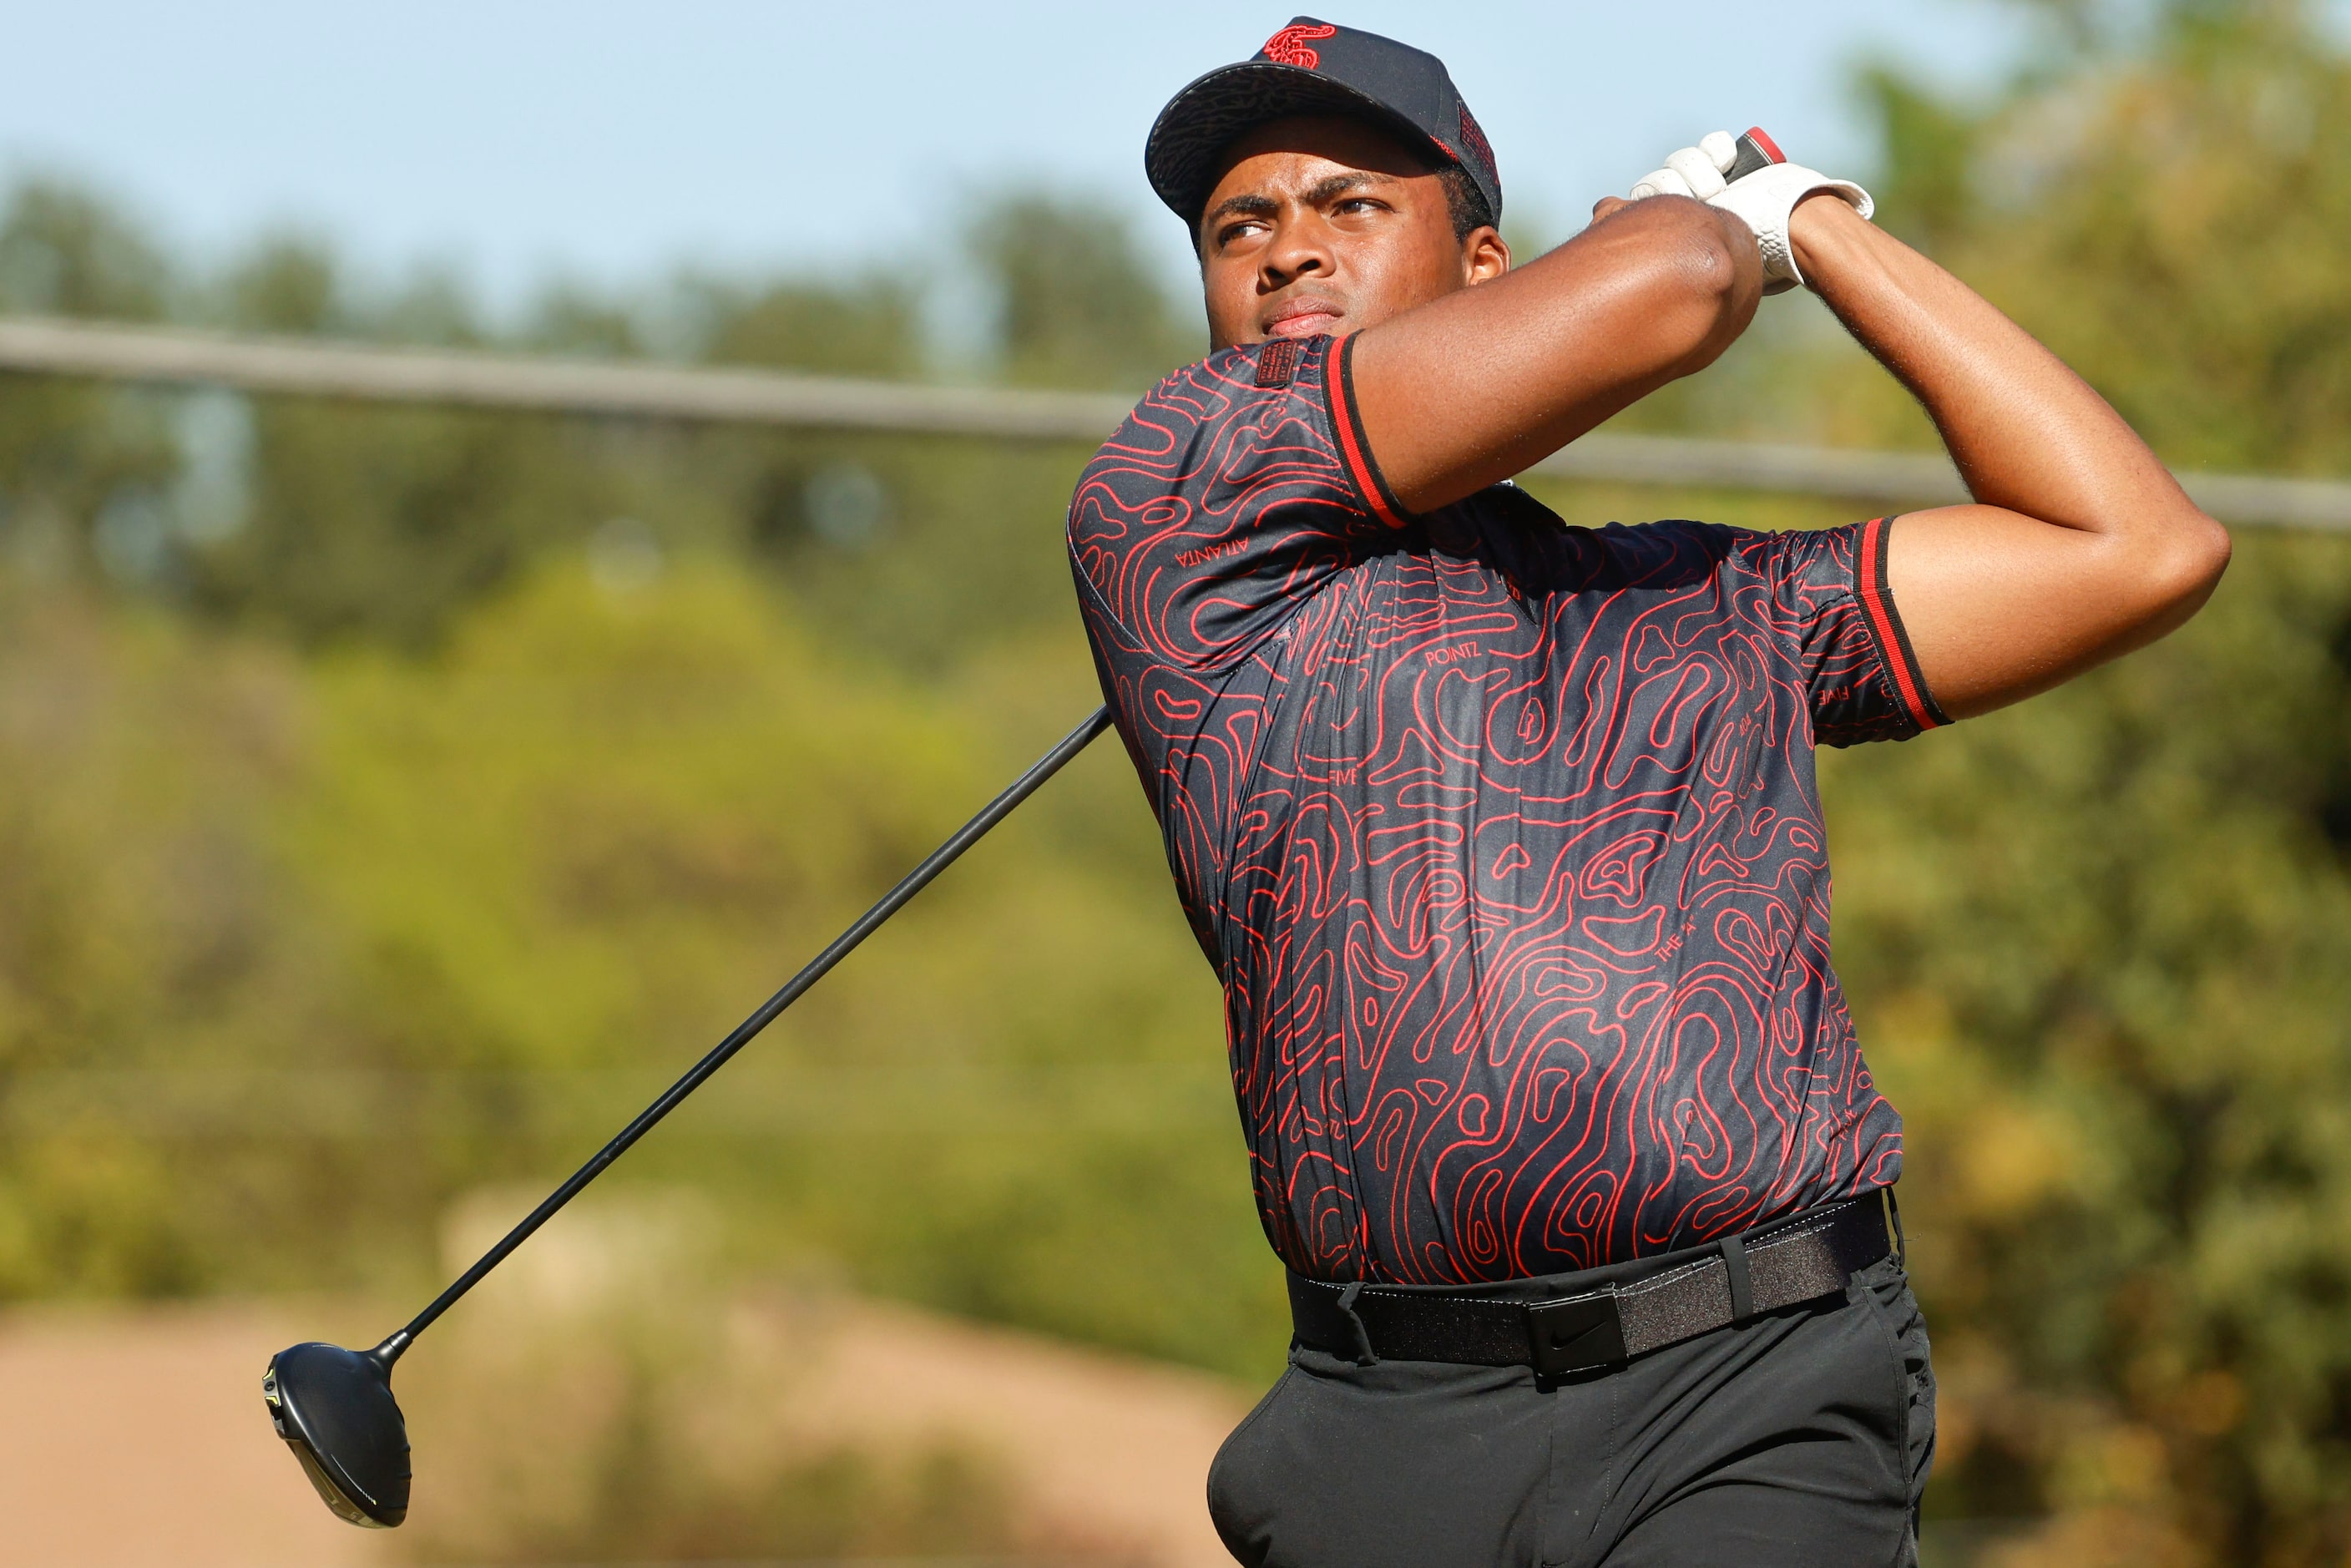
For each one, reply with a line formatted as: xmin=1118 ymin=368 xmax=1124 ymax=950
xmin=381 ymin=704 xmax=1115 ymax=1358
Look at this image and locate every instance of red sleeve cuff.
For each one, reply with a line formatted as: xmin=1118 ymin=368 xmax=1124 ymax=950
xmin=1322 ymin=333 xmax=1413 ymax=530
xmin=1855 ymin=515 xmax=1949 ymax=732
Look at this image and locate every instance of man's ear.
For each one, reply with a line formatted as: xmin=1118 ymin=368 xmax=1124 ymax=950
xmin=1464 ymin=225 xmax=1510 ymax=285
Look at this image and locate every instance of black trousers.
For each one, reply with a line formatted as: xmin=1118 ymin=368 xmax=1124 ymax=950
xmin=1208 ymin=1253 xmax=1934 ymax=1567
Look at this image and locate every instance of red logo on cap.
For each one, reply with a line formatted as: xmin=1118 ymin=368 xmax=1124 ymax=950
xmin=1261 ymin=23 xmax=1337 ymax=68
xmin=1457 ymin=105 xmax=1496 ymax=182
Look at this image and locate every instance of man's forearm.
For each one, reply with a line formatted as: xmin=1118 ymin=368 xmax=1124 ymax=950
xmin=1790 ymin=196 xmax=2189 ymax=540
xmin=1790 ymin=195 xmax=2230 ymax=716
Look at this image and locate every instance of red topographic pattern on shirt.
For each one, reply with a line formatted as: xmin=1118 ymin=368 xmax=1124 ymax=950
xmin=1261 ymin=23 xmax=1337 ymax=68
xmin=1067 ymin=336 xmax=1937 ymax=1285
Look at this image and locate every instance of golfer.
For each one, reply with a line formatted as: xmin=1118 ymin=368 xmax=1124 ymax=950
xmin=1068 ymin=18 xmax=2228 ymax=1567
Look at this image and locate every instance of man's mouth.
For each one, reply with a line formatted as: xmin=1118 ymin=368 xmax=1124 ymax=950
xmin=1261 ymin=296 xmax=1344 ymax=340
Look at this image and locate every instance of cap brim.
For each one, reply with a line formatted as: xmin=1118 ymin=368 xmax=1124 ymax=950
xmin=1145 ymin=60 xmax=1447 ymax=225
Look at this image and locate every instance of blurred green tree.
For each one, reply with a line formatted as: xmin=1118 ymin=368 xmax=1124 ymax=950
xmin=964 ymin=190 xmax=1200 ymax=388
xmin=683 ymin=274 xmax=923 ymax=377
xmin=220 ymin=235 xmax=341 ymax=336
xmin=1815 ymin=4 xmax=2351 ymax=1563
xmin=0 ymin=178 xmax=168 ymax=321
xmin=0 ymin=182 xmax=181 ymax=592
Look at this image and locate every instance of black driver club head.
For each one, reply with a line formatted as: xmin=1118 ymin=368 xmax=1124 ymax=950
xmin=262 ymin=1341 xmax=412 ymax=1528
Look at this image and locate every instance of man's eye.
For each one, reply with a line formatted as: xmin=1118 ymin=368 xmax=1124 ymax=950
xmin=1218 ymin=220 xmax=1267 ymax=245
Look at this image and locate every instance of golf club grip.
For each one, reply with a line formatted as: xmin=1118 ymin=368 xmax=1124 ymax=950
xmin=391 ymin=704 xmax=1115 ymax=1351
xmin=1726 ymin=127 xmax=1783 ymax=183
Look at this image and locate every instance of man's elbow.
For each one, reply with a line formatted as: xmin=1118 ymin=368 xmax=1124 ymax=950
xmin=2161 ymin=506 xmax=2231 ymax=599
xmin=1631 ymin=197 xmax=1759 ymax=368
xmin=2133 ymin=505 xmax=2232 ymax=623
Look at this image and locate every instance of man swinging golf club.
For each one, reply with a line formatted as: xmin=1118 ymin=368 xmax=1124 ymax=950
xmin=1069 ymin=18 xmax=2230 ymax=1566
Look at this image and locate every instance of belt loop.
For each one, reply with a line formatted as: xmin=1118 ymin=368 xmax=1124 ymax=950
xmin=1335 ymin=1282 xmax=1380 ymax=1367
xmin=1719 ymin=1234 xmax=1754 ymax=1323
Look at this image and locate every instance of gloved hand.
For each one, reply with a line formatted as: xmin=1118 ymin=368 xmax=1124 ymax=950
xmin=1628 ymin=131 xmax=1873 ymax=295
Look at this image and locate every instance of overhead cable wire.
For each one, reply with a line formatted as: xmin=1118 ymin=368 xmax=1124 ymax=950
xmin=2 ymin=313 xmax=2346 ymax=531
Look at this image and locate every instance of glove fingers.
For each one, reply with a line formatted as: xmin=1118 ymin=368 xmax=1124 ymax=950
xmin=1697 ymin=130 xmax=1737 ymax=173
xmin=1631 ymin=167 xmax=1696 ymax=200
xmin=1665 ymin=147 xmax=1727 ymax=199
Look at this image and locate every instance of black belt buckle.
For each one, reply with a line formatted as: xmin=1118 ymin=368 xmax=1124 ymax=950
xmin=1526 ymin=1291 xmax=1625 ymax=1375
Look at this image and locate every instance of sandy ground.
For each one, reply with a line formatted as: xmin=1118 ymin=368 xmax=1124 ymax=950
xmin=781 ymin=1297 xmax=1251 ymax=1566
xmin=0 ymin=1295 xmax=1251 ymax=1568
xmin=0 ymin=1299 xmax=390 ymax=1568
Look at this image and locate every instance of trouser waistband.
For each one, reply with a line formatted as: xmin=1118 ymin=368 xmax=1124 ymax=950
xmin=1288 ymin=1189 xmax=1903 ymax=1377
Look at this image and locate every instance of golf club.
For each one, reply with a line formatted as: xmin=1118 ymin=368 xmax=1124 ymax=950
xmin=265 ymin=704 xmax=1114 ymax=1527
xmin=1727 ymin=126 xmax=1782 ymax=181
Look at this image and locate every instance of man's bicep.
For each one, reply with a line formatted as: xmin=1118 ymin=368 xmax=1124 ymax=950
xmin=1884 ymin=503 xmax=2173 ymax=720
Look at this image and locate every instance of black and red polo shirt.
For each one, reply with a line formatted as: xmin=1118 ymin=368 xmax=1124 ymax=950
xmin=1067 ymin=334 xmax=1945 ymax=1285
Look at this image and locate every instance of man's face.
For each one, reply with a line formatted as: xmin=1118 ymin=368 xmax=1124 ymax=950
xmin=1197 ymin=114 xmax=1507 ymax=351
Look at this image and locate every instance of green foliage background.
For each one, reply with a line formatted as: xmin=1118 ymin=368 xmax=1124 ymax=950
xmin=4 ymin=3 xmax=2351 ymax=1561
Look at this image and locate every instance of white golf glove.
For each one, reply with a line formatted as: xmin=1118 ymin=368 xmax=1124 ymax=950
xmin=1629 ymin=131 xmax=1873 ymax=295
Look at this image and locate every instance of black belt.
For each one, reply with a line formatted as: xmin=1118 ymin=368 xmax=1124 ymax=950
xmin=1289 ymin=1191 xmax=1902 ymax=1378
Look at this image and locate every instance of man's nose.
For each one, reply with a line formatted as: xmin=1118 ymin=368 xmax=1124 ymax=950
xmin=1262 ymin=216 xmax=1334 ymax=287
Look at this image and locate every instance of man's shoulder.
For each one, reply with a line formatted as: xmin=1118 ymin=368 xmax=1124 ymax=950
xmin=1083 ymin=339 xmax=1335 ymax=471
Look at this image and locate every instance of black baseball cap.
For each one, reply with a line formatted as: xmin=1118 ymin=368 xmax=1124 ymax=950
xmin=1145 ymin=18 xmax=1502 ymax=230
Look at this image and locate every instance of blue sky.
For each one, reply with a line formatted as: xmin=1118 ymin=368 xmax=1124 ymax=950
xmin=3 ymin=2 xmax=2039 ymax=311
